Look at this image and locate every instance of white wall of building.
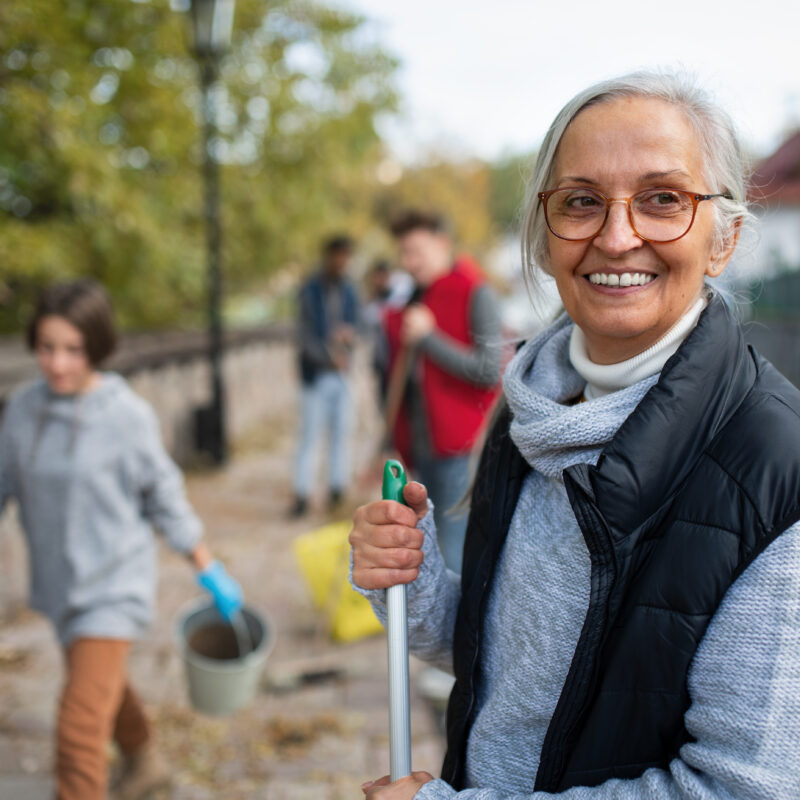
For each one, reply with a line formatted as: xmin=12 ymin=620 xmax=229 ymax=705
xmin=729 ymin=207 xmax=800 ymax=285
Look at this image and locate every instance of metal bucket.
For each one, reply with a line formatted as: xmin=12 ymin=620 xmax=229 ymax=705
xmin=176 ymin=598 xmax=274 ymax=716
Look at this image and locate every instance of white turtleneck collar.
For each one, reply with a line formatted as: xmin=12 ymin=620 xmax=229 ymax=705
xmin=569 ymin=294 xmax=708 ymax=400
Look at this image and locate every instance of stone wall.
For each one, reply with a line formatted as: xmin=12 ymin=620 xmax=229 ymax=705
xmin=0 ymin=325 xmax=298 ymax=465
xmin=124 ymin=332 xmax=297 ymax=464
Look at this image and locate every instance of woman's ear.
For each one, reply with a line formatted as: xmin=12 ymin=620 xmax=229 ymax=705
xmin=538 ymin=246 xmax=554 ymax=277
xmin=705 ymin=218 xmax=742 ymax=278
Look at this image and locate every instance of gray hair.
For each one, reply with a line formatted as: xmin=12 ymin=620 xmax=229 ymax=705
xmin=521 ymin=70 xmax=752 ymax=286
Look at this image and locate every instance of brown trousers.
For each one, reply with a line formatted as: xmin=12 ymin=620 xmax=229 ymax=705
xmin=56 ymin=638 xmax=150 ymax=800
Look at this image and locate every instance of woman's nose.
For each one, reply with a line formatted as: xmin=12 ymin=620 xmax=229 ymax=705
xmin=50 ymin=351 xmax=71 ymax=372
xmin=592 ymin=201 xmax=643 ymax=256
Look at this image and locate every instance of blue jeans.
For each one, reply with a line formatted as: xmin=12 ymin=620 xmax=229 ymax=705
xmin=414 ymin=454 xmax=471 ymax=575
xmin=293 ymin=372 xmax=352 ymax=499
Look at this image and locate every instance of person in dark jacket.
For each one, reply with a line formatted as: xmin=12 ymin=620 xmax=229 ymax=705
xmin=292 ymin=235 xmax=360 ymax=516
xmin=349 ymin=71 xmax=800 ymax=799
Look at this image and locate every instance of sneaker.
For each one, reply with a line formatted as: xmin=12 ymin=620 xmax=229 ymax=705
xmin=112 ymin=743 xmax=171 ymax=800
xmin=328 ymin=489 xmax=344 ymax=510
xmin=289 ymin=496 xmax=309 ymax=518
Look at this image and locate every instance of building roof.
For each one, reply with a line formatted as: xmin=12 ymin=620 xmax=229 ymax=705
xmin=749 ymin=130 xmax=800 ymax=206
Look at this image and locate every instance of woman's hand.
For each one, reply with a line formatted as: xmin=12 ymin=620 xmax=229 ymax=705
xmin=362 ymin=772 xmax=435 ymax=798
xmin=332 ymin=322 xmax=357 ymax=346
xmin=350 ymin=482 xmax=429 ymax=590
xmin=189 ymin=542 xmax=213 ymax=571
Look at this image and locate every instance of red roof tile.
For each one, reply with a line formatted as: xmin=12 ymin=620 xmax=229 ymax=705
xmin=749 ymin=130 xmax=800 ymax=206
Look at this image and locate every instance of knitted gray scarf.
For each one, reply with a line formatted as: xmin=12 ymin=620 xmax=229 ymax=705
xmin=502 ymin=314 xmax=659 ymax=477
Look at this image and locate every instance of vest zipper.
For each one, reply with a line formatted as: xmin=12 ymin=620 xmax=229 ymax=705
xmin=535 ymin=466 xmax=617 ymax=791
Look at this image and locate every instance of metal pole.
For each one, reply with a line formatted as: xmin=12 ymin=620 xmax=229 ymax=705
xmin=387 ymin=583 xmax=412 ymax=780
xmin=200 ymin=57 xmax=227 ymax=465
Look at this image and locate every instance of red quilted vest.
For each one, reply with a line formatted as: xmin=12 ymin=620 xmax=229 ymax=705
xmin=384 ymin=257 xmax=500 ymax=464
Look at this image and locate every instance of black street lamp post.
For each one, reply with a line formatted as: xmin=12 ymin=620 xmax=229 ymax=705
xmin=189 ymin=0 xmax=235 ymax=465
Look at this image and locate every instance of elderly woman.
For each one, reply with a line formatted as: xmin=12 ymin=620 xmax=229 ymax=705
xmin=350 ymin=71 xmax=800 ymax=799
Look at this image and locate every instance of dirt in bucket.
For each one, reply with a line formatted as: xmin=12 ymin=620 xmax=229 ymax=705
xmin=188 ymin=623 xmax=241 ymax=660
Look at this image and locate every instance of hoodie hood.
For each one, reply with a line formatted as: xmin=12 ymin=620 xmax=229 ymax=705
xmin=29 ymin=372 xmax=130 ymax=460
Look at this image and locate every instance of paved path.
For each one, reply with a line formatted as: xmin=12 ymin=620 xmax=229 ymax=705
xmin=0 ymin=356 xmax=447 ymax=799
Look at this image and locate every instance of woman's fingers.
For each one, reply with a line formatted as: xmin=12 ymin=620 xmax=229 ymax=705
xmin=363 ymin=772 xmax=436 ymax=798
xmin=351 ymin=504 xmax=425 ymax=551
xmin=362 ymin=775 xmax=391 ymax=794
xmin=402 ymin=481 xmax=429 ymax=519
xmin=350 ymin=501 xmax=426 ymax=590
xmin=356 ymin=540 xmax=424 ymax=569
xmin=351 ymin=538 xmax=423 ymax=589
xmin=353 ymin=563 xmax=421 ymax=590
xmin=360 ymin=498 xmax=422 ymax=527
xmin=353 ymin=523 xmax=424 ymax=551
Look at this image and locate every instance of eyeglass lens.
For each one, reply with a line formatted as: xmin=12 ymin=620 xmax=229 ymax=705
xmin=545 ymin=188 xmax=695 ymax=242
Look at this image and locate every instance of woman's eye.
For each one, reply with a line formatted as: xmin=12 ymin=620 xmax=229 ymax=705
xmin=565 ymin=193 xmax=601 ymax=209
xmin=636 ymin=190 xmax=691 ymax=217
xmin=641 ymin=191 xmax=680 ymax=206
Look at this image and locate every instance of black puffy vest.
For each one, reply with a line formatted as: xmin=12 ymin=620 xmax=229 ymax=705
xmin=442 ymin=295 xmax=800 ymax=792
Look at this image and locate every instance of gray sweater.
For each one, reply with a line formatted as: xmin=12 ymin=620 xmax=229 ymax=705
xmin=359 ymin=317 xmax=800 ymax=799
xmin=0 ymin=374 xmax=202 ymax=645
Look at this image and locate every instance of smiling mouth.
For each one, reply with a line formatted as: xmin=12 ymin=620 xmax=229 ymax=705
xmin=586 ymin=272 xmax=656 ymax=287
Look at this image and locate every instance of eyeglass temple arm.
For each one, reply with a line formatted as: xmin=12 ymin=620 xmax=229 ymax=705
xmin=698 ymin=192 xmax=733 ymax=201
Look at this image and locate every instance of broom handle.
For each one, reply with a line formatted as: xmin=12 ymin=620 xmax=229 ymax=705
xmin=382 ymin=460 xmax=412 ymax=780
xmin=383 ymin=345 xmax=413 ymax=452
xmin=387 ymin=583 xmax=411 ymax=779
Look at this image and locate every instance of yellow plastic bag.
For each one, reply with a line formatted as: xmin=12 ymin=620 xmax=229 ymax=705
xmin=293 ymin=520 xmax=384 ymax=643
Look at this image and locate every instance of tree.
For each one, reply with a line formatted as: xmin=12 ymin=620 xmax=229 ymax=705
xmin=367 ymin=150 xmax=539 ymax=271
xmin=371 ymin=158 xmax=494 ymax=264
xmin=488 ymin=149 xmax=537 ymax=235
xmin=0 ymin=0 xmax=398 ymax=331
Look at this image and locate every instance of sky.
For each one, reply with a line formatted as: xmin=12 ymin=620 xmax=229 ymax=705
xmin=339 ymin=0 xmax=800 ymax=164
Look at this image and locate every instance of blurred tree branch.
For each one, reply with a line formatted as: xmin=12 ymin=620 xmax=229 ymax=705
xmin=0 ymin=0 xmax=399 ymax=331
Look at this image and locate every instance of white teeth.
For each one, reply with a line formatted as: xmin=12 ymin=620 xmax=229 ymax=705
xmin=588 ymin=272 xmax=655 ymax=287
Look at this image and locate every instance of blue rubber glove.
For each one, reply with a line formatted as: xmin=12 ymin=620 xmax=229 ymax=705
xmin=196 ymin=561 xmax=243 ymax=621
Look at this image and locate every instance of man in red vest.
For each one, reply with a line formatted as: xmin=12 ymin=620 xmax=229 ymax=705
xmin=384 ymin=210 xmax=502 ymax=573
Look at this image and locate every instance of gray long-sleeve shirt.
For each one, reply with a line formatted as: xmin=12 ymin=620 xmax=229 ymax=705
xmin=409 ymin=284 xmax=503 ymax=460
xmin=0 ymin=374 xmax=202 ymax=645
xmin=364 ymin=502 xmax=800 ymax=800
xmin=357 ymin=318 xmax=800 ymax=799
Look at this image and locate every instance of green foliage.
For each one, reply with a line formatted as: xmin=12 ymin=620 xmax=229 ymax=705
xmin=368 ymin=152 xmax=538 ymax=269
xmin=372 ymin=159 xmax=494 ymax=262
xmin=0 ymin=0 xmax=398 ymax=331
xmin=488 ymin=150 xmax=537 ymax=234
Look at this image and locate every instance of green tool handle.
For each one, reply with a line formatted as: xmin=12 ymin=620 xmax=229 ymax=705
xmin=382 ymin=459 xmax=408 ymax=504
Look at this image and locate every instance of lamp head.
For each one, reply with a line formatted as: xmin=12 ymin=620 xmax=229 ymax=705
xmin=190 ymin=0 xmax=235 ymax=59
